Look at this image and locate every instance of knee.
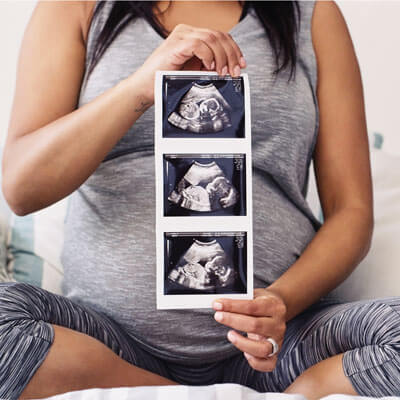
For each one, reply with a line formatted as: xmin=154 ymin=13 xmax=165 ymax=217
xmin=369 ymin=300 xmax=400 ymax=349
xmin=0 ymin=282 xmax=53 ymax=341
xmin=377 ymin=303 xmax=400 ymax=358
xmin=344 ymin=300 xmax=399 ymax=346
xmin=0 ymin=281 xmax=37 ymax=315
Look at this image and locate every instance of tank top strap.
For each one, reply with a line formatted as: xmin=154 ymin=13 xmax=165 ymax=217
xmin=296 ymin=1 xmax=318 ymax=96
xmin=80 ymin=1 xmax=115 ymax=95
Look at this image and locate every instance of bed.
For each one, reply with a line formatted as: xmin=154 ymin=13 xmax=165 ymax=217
xmin=41 ymin=383 xmax=400 ymax=400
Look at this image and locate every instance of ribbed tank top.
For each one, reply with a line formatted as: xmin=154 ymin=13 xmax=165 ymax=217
xmin=61 ymin=1 xmax=324 ymax=364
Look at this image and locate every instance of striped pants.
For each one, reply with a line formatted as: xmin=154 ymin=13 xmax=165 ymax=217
xmin=1 ymin=282 xmax=400 ymax=399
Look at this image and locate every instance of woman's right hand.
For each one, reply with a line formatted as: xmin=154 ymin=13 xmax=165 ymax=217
xmin=134 ymin=23 xmax=247 ymax=103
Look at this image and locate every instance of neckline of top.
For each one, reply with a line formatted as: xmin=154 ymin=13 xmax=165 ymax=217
xmin=144 ymin=4 xmax=255 ymax=41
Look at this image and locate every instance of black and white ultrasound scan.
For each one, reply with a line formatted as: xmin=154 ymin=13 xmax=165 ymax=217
xmin=155 ymin=71 xmax=253 ymax=309
xmin=162 ymin=74 xmax=245 ymax=138
xmin=164 ymin=232 xmax=247 ymax=295
xmin=163 ymin=154 xmax=246 ymax=216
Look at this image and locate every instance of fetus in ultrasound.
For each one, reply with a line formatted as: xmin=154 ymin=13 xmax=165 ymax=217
xmin=168 ymin=161 xmax=239 ymax=212
xmin=167 ymin=82 xmax=232 ymax=133
xmin=168 ymin=239 xmax=236 ymax=290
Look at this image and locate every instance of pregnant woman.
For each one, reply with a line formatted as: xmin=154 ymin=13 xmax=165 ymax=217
xmin=1 ymin=1 xmax=399 ymax=399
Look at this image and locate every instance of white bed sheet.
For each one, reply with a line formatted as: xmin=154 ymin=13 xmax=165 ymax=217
xmin=42 ymin=384 xmax=400 ymax=400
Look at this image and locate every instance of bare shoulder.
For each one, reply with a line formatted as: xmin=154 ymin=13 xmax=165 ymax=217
xmin=32 ymin=0 xmax=96 ymax=45
xmin=311 ymin=0 xmax=347 ymax=29
xmin=311 ymin=1 xmax=355 ymax=63
xmin=7 ymin=1 xmax=95 ymax=141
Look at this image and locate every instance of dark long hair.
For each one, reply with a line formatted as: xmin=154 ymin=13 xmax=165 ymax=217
xmin=86 ymin=1 xmax=301 ymax=81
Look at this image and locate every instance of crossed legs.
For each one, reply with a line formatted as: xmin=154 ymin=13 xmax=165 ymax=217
xmin=2 ymin=282 xmax=400 ymax=399
xmin=19 ymin=324 xmax=176 ymax=399
xmin=0 ymin=282 xmax=175 ymax=399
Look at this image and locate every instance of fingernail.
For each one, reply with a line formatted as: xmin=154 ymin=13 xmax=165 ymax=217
xmin=239 ymin=56 xmax=246 ymax=68
xmin=214 ymin=311 xmax=223 ymax=322
xmin=233 ymin=65 xmax=241 ymax=77
xmin=221 ymin=65 xmax=228 ymax=76
xmin=244 ymin=352 xmax=253 ymax=360
xmin=210 ymin=60 xmax=215 ymax=70
xmin=213 ymin=301 xmax=223 ymax=310
xmin=227 ymin=331 xmax=236 ymax=343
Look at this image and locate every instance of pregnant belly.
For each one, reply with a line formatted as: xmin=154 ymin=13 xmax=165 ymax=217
xmin=60 ymin=152 xmax=316 ymax=363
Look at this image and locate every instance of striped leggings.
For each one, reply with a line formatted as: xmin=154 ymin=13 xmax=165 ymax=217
xmin=1 ymin=282 xmax=400 ymax=399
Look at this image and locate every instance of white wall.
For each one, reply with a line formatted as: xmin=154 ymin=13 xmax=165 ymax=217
xmin=337 ymin=1 xmax=400 ymax=154
xmin=0 ymin=1 xmax=399 ymax=154
xmin=0 ymin=1 xmax=36 ymax=147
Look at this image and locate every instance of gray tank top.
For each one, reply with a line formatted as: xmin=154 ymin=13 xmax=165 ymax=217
xmin=61 ymin=1 xmax=324 ymax=364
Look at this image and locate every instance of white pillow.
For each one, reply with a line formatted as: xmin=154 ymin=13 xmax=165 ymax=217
xmin=6 ymin=197 xmax=67 ymax=294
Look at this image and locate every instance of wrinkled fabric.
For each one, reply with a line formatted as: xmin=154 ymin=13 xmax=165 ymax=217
xmin=3 ymin=282 xmax=400 ymax=398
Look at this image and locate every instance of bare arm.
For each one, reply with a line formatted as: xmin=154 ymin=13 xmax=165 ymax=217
xmin=2 ymin=1 xmax=152 ymax=216
xmin=2 ymin=1 xmax=246 ymax=216
xmin=265 ymin=0 xmax=373 ymax=321
xmin=211 ymin=0 xmax=374 ymax=372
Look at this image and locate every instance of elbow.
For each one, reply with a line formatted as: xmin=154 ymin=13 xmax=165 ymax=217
xmin=2 ymin=170 xmax=33 ymax=216
xmin=359 ymin=207 xmax=374 ymax=261
xmin=2 ymin=136 xmax=43 ymax=216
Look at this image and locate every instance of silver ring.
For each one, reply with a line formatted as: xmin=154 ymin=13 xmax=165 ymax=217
xmin=266 ymin=337 xmax=279 ymax=358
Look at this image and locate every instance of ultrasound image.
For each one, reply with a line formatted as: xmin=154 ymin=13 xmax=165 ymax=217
xmin=164 ymin=154 xmax=246 ymax=216
xmin=163 ymin=75 xmax=245 ymax=138
xmin=164 ymin=232 xmax=247 ymax=295
xmin=168 ymin=82 xmax=232 ymax=133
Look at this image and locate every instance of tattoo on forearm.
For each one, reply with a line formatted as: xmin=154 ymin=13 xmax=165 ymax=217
xmin=134 ymin=98 xmax=151 ymax=112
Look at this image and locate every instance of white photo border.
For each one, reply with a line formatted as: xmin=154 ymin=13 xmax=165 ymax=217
xmin=155 ymin=70 xmax=253 ymax=309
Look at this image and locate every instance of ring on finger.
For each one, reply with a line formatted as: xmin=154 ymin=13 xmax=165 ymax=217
xmin=266 ymin=337 xmax=279 ymax=358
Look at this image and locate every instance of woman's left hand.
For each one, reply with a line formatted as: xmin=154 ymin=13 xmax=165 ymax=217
xmin=212 ymin=288 xmax=287 ymax=372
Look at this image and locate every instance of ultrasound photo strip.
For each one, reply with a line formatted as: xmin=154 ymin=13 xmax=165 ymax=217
xmin=154 ymin=71 xmax=253 ymax=309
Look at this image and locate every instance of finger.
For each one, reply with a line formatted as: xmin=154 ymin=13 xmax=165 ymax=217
xmin=213 ymin=295 xmax=285 ymax=318
xmin=243 ymin=352 xmax=277 ymax=373
xmin=208 ymin=31 xmax=240 ymax=77
xmin=247 ymin=332 xmax=269 ymax=341
xmin=226 ymin=32 xmax=246 ymax=68
xmin=181 ymin=26 xmax=245 ymax=71
xmin=227 ymin=330 xmax=276 ymax=359
xmin=218 ymin=32 xmax=245 ymax=76
xmin=214 ymin=311 xmax=276 ymax=336
xmin=188 ymin=30 xmax=228 ymax=75
xmin=218 ymin=32 xmax=241 ymax=77
xmin=176 ymin=37 xmax=214 ymax=70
